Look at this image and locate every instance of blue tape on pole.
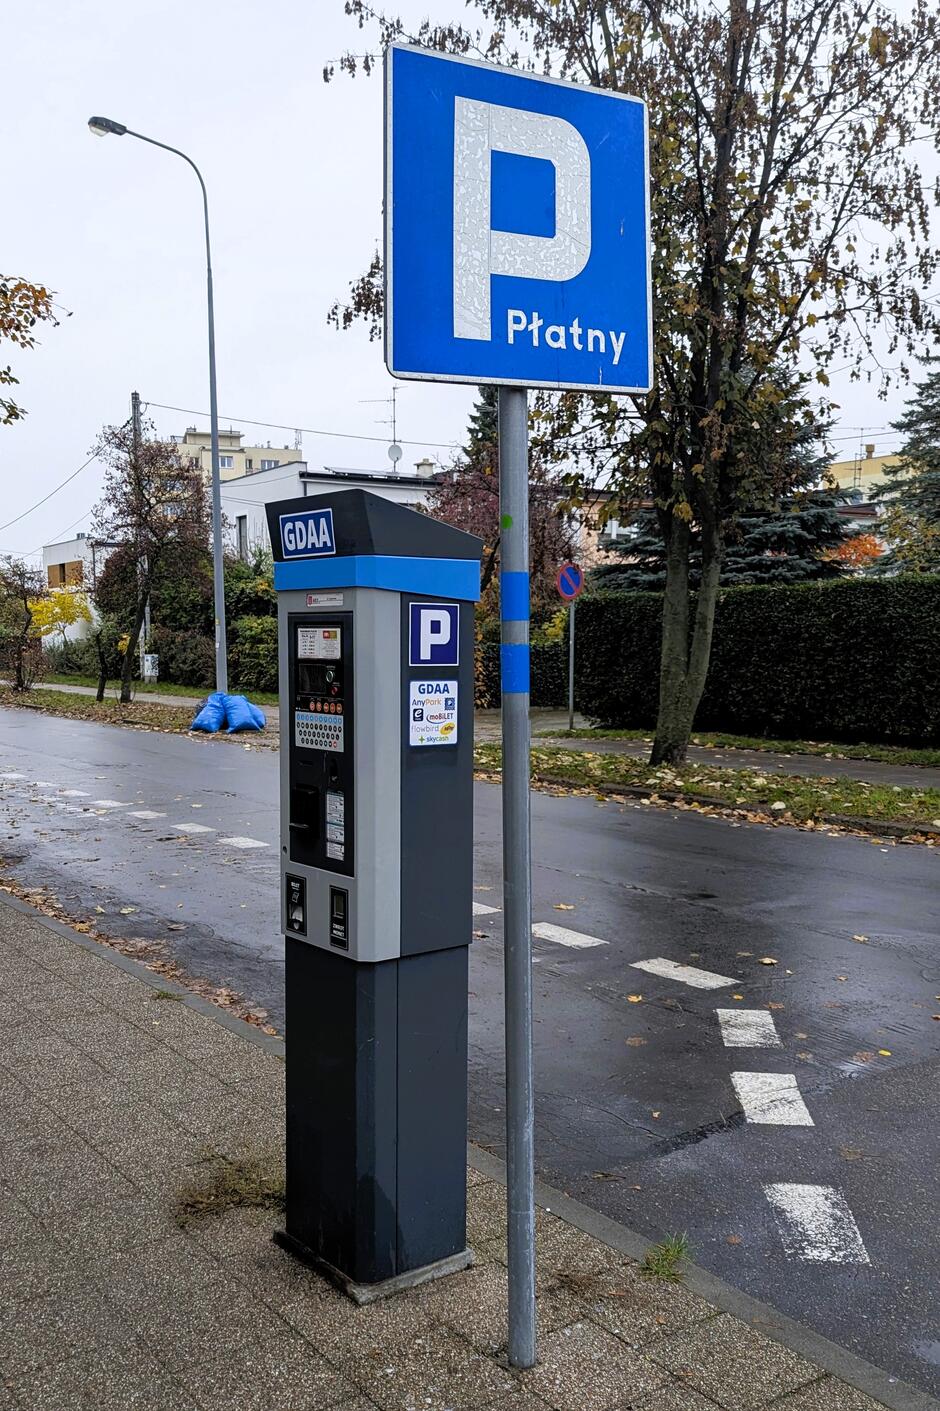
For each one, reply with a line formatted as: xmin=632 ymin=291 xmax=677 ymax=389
xmin=500 ymin=571 xmax=530 ymax=622
xmin=273 ymin=554 xmax=481 ymax=602
xmin=500 ymin=643 xmax=530 ymax=695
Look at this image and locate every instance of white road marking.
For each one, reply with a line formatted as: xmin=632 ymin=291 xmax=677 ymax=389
xmin=218 ymin=836 xmax=269 ymax=850
xmin=630 ymin=957 xmax=737 ymax=990
xmin=59 ymin=789 xmax=90 ymax=798
xmin=33 ymin=780 xmax=56 ymax=788
xmin=716 ymin=1009 xmax=782 ymax=1048
xmin=732 ymin=1071 xmax=814 ymax=1125
xmin=173 ymin=822 xmax=214 ymax=835
xmin=473 ymin=901 xmax=500 ymax=916
xmin=764 ymin=1183 xmax=870 ymax=1264
xmin=129 ymin=810 xmax=166 ymax=820
xmin=90 ymin=799 xmax=127 ymax=809
xmin=0 ymin=772 xmax=26 ymax=780
xmin=532 ymin=923 xmax=607 ymax=949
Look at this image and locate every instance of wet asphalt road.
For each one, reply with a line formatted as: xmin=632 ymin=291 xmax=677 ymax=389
xmin=0 ymin=707 xmax=937 ymax=1396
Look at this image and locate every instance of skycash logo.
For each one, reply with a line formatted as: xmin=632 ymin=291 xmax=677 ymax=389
xmin=280 ymin=508 xmax=336 ymax=559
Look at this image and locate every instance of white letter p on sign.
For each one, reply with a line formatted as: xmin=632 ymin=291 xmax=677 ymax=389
xmin=453 ymin=97 xmax=592 ymax=342
xmin=420 ymin=609 xmax=451 ymax=660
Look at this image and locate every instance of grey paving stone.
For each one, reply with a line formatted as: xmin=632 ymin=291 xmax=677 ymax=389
xmin=0 ymin=1282 xmax=133 ymax=1380
xmin=8 ymin=1135 xmax=137 ymax=1214
xmin=476 ymin=1395 xmax=553 ymax=1411
xmin=349 ymin=1326 xmax=518 ymax=1410
xmin=85 ymin=1231 xmax=223 ymax=1310
xmin=628 ymin=1387 xmax=722 ymax=1411
xmin=568 ymin=1262 xmax=716 ymax=1346
xmin=286 ymin=1285 xmax=435 ymax=1366
xmin=767 ymin=1377 xmax=888 ymax=1411
xmin=647 ymin=1316 xmax=820 ymax=1411
xmin=177 ymin=1327 xmax=358 ymax=1410
xmin=183 ymin=1206 xmax=285 ymax=1261
xmin=520 ymin=1321 xmax=668 ymax=1411
xmin=0 ymin=1227 xmax=82 ymax=1303
xmin=409 ymin=1262 xmax=581 ymax=1356
xmin=10 ymin=1336 xmax=202 ymax=1411
xmin=130 ymin=1273 xmax=285 ymax=1373
xmin=38 ymin=1188 xmax=180 ymax=1258
xmin=69 ymin=1100 xmax=207 ymax=1176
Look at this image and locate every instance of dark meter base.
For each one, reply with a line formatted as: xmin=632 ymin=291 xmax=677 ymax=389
xmin=277 ymin=938 xmax=471 ymax=1294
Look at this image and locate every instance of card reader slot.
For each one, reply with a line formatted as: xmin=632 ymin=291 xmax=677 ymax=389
xmin=289 ymin=785 xmax=320 ymax=837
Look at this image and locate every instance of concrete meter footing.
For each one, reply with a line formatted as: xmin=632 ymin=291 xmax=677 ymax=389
xmin=275 ymin=939 xmax=473 ymax=1299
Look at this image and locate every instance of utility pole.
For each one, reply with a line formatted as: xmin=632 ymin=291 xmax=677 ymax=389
xmin=131 ymin=392 xmax=150 ymax=682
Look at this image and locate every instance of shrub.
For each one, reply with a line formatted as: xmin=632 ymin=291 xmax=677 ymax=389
xmin=575 ymin=575 xmax=940 ymax=745
xmin=229 ymin=615 xmax=278 ymax=694
xmin=474 ymin=642 xmax=568 ymax=708
xmin=147 ymin=628 xmax=215 ymax=688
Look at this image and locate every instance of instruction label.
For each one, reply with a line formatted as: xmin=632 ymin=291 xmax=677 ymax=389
xmin=409 ymin=680 xmax=458 ymax=747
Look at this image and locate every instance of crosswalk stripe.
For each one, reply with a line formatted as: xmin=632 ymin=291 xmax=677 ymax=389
xmin=473 ymin=901 xmax=500 ymax=916
xmin=630 ymin=957 xmax=737 ymax=989
xmin=129 ymin=810 xmax=166 ymax=820
xmin=732 ymin=1071 xmax=814 ymax=1125
xmin=764 ymin=1183 xmax=870 ymax=1264
xmin=218 ymin=836 xmax=269 ymax=850
xmin=716 ymin=1009 xmax=781 ymax=1048
xmin=173 ymin=822 xmax=214 ymax=835
xmin=532 ymin=922 xmax=607 ymax=949
xmin=90 ymin=799 xmax=127 ymax=809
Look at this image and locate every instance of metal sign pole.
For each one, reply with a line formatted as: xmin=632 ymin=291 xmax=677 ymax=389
xmin=497 ymin=384 xmax=536 ymax=1370
xmin=568 ymin=601 xmax=576 ymax=733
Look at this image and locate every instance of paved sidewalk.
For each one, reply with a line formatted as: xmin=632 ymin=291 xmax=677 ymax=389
xmin=0 ymin=897 xmax=922 ymax=1411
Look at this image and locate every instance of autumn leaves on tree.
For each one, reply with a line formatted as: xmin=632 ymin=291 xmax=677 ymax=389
xmin=328 ymin=0 xmax=940 ymax=762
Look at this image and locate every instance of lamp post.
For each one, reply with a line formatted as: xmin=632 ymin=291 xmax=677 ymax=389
xmin=88 ymin=115 xmax=228 ymax=693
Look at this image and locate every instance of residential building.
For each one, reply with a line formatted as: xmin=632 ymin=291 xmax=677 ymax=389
xmin=171 ymin=426 xmax=300 ymax=483
xmin=829 ymin=446 xmax=902 ymax=501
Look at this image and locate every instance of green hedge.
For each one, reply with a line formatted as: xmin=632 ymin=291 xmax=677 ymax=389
xmin=475 ymin=643 xmax=568 ymax=708
xmin=575 ymin=575 xmax=940 ymax=744
xmin=229 ymin=616 xmax=278 ymax=694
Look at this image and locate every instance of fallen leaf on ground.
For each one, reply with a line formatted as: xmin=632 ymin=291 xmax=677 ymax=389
xmin=852 ymin=934 xmax=869 ymax=943
xmin=767 ymin=1002 xmax=785 ymax=1011
xmin=878 ymin=1049 xmax=892 ymax=1057
xmin=836 ymin=975 xmax=848 ymax=982
xmin=627 ymin=994 xmax=643 ymax=1003
xmin=840 ymin=1147 xmax=866 ymax=1161
xmin=759 ymin=957 xmax=778 ymax=966
xmin=626 ymin=1036 xmax=647 ymax=1047
xmin=732 ymin=993 xmax=744 ymax=1001
xmin=119 ymin=906 xmax=138 ymax=915
xmin=726 ymin=1235 xmax=742 ymax=1245
xmin=554 ymin=903 xmax=575 ymax=911
xmin=651 ymin=1110 xmax=661 ymax=1118
xmin=167 ymin=922 xmax=186 ymax=931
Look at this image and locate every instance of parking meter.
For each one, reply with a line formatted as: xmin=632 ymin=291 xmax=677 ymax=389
xmin=266 ymin=489 xmax=482 ymax=1300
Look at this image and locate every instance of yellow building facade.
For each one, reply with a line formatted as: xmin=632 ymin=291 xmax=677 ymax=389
xmin=828 ymin=447 xmax=902 ymax=500
xmin=172 ymin=427 xmax=300 ymax=483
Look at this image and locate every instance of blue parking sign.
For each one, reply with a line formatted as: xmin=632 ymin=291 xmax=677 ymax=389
xmin=409 ymin=602 xmax=459 ymax=667
xmin=385 ymin=44 xmax=651 ymax=394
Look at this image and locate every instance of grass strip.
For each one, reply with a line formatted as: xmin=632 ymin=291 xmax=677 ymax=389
xmin=43 ymin=673 xmax=278 ymax=706
xmin=535 ymin=727 xmax=940 ymax=769
xmin=475 ymin=743 xmax=940 ymax=833
xmin=1 ymin=687 xmax=197 ymax=733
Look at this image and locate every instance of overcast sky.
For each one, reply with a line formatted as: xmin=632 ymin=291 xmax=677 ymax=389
xmin=2 ymin=0 xmax=928 ymax=561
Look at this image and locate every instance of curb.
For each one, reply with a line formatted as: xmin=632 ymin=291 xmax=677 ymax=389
xmin=3 ymin=892 xmax=938 ymax=1411
xmin=524 ymin=770 xmax=940 ymax=842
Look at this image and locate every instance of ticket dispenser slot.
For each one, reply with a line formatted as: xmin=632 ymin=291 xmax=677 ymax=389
xmin=288 ymin=614 xmax=354 ymax=875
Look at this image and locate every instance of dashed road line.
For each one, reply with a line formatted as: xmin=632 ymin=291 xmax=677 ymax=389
xmin=716 ymin=1008 xmax=782 ymax=1048
xmin=59 ymin=789 xmax=89 ymax=798
xmin=129 ymin=810 xmax=166 ymax=820
xmin=218 ymin=836 xmax=269 ymax=850
xmin=173 ymin=822 xmax=215 ymax=835
xmin=532 ymin=923 xmax=607 ymax=949
xmin=731 ymin=1071 xmax=814 ymax=1126
xmin=0 ymin=772 xmax=26 ymax=780
xmin=630 ymin=957 xmax=737 ymax=990
xmin=90 ymin=799 xmax=127 ymax=810
xmin=764 ymin=1183 xmax=870 ymax=1264
xmin=473 ymin=901 xmax=500 ymax=916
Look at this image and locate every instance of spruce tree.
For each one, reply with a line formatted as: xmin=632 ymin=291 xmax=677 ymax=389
xmin=875 ymin=358 xmax=940 ymax=573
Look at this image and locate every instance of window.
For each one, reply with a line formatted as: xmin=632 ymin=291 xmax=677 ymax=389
xmin=236 ymin=516 xmax=249 ymax=562
xmin=261 ymin=458 xmax=278 ymax=470
xmin=220 ymin=455 xmax=234 ymax=470
xmin=245 ymin=458 xmax=253 ymax=471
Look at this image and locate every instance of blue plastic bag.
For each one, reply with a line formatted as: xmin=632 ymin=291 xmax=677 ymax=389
xmin=223 ymin=693 xmax=265 ymax=733
xmin=190 ymin=692 xmax=227 ymax=733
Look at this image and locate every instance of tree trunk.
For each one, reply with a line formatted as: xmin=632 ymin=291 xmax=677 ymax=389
xmin=120 ymin=590 xmax=148 ymax=704
xmin=94 ymin=630 xmax=108 ymax=703
xmin=650 ymin=519 xmax=722 ymax=766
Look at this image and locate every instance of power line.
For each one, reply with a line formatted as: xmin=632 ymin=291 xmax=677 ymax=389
xmin=0 ymin=453 xmax=99 ymax=535
xmin=144 ymin=400 xmax=458 ymax=451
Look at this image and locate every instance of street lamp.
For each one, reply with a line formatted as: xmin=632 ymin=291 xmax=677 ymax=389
xmin=88 ymin=115 xmax=229 ymax=693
